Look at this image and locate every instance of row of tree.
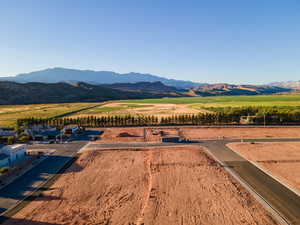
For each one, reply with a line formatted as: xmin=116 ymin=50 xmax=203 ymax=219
xmin=16 ymin=106 xmax=300 ymax=128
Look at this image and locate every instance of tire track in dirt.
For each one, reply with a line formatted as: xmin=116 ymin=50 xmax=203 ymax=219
xmin=135 ymin=151 xmax=154 ymax=225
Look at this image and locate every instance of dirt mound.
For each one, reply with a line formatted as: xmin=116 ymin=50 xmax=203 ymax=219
xmin=117 ymin=132 xmax=140 ymax=137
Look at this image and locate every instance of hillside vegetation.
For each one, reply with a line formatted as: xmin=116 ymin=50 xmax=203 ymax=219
xmin=191 ymin=83 xmax=290 ymax=96
xmin=0 ymin=81 xmax=185 ymax=105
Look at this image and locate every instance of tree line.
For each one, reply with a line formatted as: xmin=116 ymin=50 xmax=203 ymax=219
xmin=16 ymin=106 xmax=300 ymax=128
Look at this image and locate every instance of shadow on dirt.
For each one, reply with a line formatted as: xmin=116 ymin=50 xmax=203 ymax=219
xmin=0 ymin=155 xmax=82 ymax=201
xmin=0 ymin=216 xmax=60 ymax=225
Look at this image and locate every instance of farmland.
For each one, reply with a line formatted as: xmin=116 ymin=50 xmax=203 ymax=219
xmin=122 ymin=95 xmax=300 ymax=105
xmin=0 ymin=102 xmax=100 ymax=127
xmin=3 ymin=95 xmax=300 ymax=127
xmin=68 ymin=95 xmax=300 ymax=118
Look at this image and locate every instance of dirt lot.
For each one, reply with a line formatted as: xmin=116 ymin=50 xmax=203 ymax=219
xmin=228 ymin=142 xmax=300 ymax=191
xmin=97 ymin=127 xmax=182 ymax=143
xmin=98 ymin=127 xmax=146 ymax=143
xmin=181 ymin=126 xmax=300 ymax=139
xmin=4 ymin=146 xmax=279 ymax=225
xmin=96 ymin=126 xmax=300 ymax=143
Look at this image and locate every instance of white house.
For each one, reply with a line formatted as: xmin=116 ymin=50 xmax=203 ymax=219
xmin=0 ymin=144 xmax=27 ymax=167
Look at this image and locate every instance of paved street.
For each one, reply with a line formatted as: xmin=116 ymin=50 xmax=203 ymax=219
xmin=200 ymin=139 xmax=300 ymax=225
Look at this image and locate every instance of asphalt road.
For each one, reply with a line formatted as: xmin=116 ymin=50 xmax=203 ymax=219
xmin=200 ymin=139 xmax=300 ymax=225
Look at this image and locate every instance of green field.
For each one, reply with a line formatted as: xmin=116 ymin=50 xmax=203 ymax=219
xmin=2 ymin=95 xmax=300 ymax=127
xmin=122 ymin=95 xmax=300 ymax=105
xmin=0 ymin=102 xmax=100 ymax=127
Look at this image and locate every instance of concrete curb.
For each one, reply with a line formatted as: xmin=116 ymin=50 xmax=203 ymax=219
xmin=201 ymin=145 xmax=290 ymax=225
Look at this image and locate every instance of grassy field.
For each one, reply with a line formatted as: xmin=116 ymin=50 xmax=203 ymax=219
xmin=67 ymin=95 xmax=300 ymax=118
xmin=2 ymin=95 xmax=300 ymax=127
xmin=0 ymin=102 xmax=100 ymax=127
xmin=122 ymin=95 xmax=300 ymax=105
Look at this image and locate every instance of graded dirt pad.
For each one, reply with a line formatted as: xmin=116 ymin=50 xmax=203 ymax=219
xmin=228 ymin=142 xmax=300 ymax=191
xmin=97 ymin=127 xmax=183 ymax=143
xmin=4 ymin=146 xmax=279 ymax=225
xmin=97 ymin=126 xmax=300 ymax=144
xmin=4 ymin=150 xmax=147 ymax=225
xmin=181 ymin=126 xmax=300 ymax=139
xmin=98 ymin=127 xmax=146 ymax=143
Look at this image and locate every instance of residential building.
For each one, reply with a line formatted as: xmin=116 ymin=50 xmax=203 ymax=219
xmin=0 ymin=144 xmax=27 ymax=167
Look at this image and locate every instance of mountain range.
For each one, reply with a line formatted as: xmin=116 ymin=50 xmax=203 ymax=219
xmin=269 ymin=81 xmax=300 ymax=90
xmin=0 ymin=67 xmax=299 ymax=105
xmin=0 ymin=81 xmax=188 ymax=105
xmin=0 ymin=68 xmax=201 ymax=89
xmin=191 ymin=83 xmax=291 ymax=96
xmin=0 ymin=80 xmax=294 ymax=105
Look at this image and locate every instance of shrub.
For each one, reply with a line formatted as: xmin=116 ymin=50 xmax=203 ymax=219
xmin=0 ymin=167 xmax=9 ymax=174
xmin=18 ymin=135 xmax=30 ymax=143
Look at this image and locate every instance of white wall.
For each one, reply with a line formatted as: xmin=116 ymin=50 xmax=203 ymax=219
xmin=0 ymin=144 xmax=27 ymax=164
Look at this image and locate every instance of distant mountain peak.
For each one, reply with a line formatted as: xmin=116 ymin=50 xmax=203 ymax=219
xmin=269 ymin=81 xmax=300 ymax=90
xmin=192 ymin=83 xmax=291 ymax=96
xmin=0 ymin=67 xmax=201 ymax=89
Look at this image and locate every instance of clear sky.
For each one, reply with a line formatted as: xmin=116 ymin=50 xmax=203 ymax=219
xmin=0 ymin=0 xmax=299 ymax=84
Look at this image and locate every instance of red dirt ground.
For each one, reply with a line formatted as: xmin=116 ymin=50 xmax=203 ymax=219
xmin=4 ymin=146 xmax=279 ymax=225
xmin=228 ymin=142 xmax=300 ymax=191
xmin=96 ymin=126 xmax=300 ymax=143
xmin=181 ymin=126 xmax=300 ymax=139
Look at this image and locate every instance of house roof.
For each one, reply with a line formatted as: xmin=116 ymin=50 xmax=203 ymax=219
xmin=0 ymin=153 xmax=9 ymax=160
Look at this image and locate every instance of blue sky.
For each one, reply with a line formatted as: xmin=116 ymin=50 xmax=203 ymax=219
xmin=0 ymin=0 xmax=299 ymax=84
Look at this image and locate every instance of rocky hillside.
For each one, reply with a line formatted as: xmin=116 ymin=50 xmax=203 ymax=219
xmin=191 ymin=83 xmax=290 ymax=96
xmin=269 ymin=81 xmax=300 ymax=90
xmin=0 ymin=81 xmax=186 ymax=105
xmin=100 ymin=81 xmax=185 ymax=92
